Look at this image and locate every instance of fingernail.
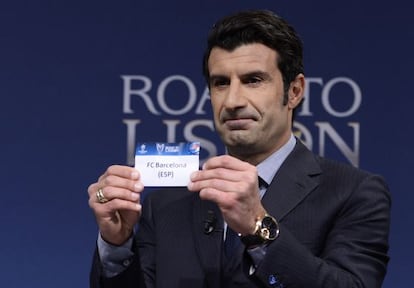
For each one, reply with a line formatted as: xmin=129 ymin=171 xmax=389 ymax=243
xmin=131 ymin=192 xmax=139 ymax=200
xmin=131 ymin=171 xmax=139 ymax=179
xmin=134 ymin=182 xmax=142 ymax=191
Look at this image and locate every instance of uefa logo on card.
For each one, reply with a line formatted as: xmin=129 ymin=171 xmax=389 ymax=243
xmin=189 ymin=142 xmax=200 ymax=155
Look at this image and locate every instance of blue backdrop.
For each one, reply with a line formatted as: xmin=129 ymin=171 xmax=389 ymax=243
xmin=1 ymin=1 xmax=412 ymax=287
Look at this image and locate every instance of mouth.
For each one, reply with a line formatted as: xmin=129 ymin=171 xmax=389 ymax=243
xmin=223 ymin=117 xmax=256 ymax=130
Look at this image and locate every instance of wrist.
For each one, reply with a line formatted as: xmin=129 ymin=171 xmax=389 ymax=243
xmin=101 ymin=228 xmax=134 ymax=246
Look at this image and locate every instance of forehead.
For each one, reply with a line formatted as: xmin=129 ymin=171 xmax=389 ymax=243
xmin=208 ymin=43 xmax=279 ymax=75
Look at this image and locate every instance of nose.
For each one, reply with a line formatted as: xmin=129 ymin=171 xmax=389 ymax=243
xmin=223 ymin=81 xmax=247 ymax=110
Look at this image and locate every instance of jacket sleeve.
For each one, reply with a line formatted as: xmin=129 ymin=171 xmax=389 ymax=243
xmin=89 ymin=189 xmax=162 ymax=288
xmin=89 ymin=239 xmax=147 ymax=288
xmin=250 ymin=174 xmax=391 ymax=288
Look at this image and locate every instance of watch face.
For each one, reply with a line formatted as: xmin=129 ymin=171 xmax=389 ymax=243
xmin=262 ymin=216 xmax=279 ymax=240
xmin=241 ymin=214 xmax=279 ymax=247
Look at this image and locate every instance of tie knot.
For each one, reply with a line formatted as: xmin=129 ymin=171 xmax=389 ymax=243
xmin=258 ymin=176 xmax=268 ymax=189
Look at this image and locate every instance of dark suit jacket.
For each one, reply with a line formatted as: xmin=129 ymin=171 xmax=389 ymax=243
xmin=90 ymin=140 xmax=390 ymax=288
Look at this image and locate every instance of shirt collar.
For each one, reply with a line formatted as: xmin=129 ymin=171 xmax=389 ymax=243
xmin=256 ymin=134 xmax=296 ymax=187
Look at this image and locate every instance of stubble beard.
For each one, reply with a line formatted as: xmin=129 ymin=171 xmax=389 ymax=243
xmin=220 ymin=129 xmax=263 ymax=160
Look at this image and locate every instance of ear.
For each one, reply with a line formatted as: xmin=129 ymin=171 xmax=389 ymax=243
xmin=287 ymin=73 xmax=305 ymax=109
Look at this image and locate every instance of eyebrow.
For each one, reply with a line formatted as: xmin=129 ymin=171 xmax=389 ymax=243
xmin=209 ymin=70 xmax=271 ymax=82
xmin=240 ymin=71 xmax=272 ymax=81
xmin=209 ymin=73 xmax=226 ymax=79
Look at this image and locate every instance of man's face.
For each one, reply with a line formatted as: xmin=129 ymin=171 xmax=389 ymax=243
xmin=208 ymin=43 xmax=303 ymax=163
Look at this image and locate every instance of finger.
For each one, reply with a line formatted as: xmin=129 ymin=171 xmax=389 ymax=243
xmin=198 ymin=183 xmax=238 ymax=204
xmin=87 ymin=178 xmax=143 ymax=204
xmin=88 ymin=191 xmax=142 ymax=215
xmin=99 ymin=186 xmax=141 ymax=203
xmin=189 ymin=175 xmax=251 ymax=194
xmin=197 ymin=155 xmax=257 ymax=183
xmin=99 ymin=165 xmax=140 ymax=182
xmin=191 ymin=167 xmax=241 ymax=182
xmin=100 ymin=173 xmax=143 ymax=193
xmin=202 ymin=155 xmax=253 ymax=171
xmin=99 ymin=198 xmax=142 ymax=214
xmin=189 ymin=167 xmax=257 ymax=192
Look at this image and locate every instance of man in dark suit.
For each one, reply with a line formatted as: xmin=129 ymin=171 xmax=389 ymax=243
xmin=88 ymin=10 xmax=390 ymax=287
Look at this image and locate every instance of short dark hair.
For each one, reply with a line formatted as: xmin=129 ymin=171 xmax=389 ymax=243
xmin=202 ymin=9 xmax=304 ymax=104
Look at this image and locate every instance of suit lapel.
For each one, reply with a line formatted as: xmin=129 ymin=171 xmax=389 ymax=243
xmin=263 ymin=140 xmax=322 ymax=221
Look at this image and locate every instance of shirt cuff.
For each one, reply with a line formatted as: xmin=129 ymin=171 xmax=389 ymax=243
xmin=97 ymin=233 xmax=135 ymax=278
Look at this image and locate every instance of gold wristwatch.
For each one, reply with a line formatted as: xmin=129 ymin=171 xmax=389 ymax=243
xmin=241 ymin=213 xmax=279 ymax=247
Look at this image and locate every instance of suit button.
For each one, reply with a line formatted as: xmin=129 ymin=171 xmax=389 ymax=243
xmin=122 ymin=258 xmax=131 ymax=267
xmin=268 ymin=274 xmax=283 ymax=287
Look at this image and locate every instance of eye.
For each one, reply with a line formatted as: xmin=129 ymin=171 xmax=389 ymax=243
xmin=210 ymin=77 xmax=229 ymax=88
xmin=245 ymin=77 xmax=262 ymax=84
xmin=243 ymin=76 xmax=263 ymax=87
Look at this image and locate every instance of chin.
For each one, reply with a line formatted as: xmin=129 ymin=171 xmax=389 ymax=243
xmin=224 ymin=135 xmax=257 ymax=150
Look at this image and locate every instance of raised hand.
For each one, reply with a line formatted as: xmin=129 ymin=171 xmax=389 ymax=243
xmin=88 ymin=165 xmax=143 ymax=245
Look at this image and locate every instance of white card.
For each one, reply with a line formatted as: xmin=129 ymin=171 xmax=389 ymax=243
xmin=135 ymin=142 xmax=200 ymax=187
